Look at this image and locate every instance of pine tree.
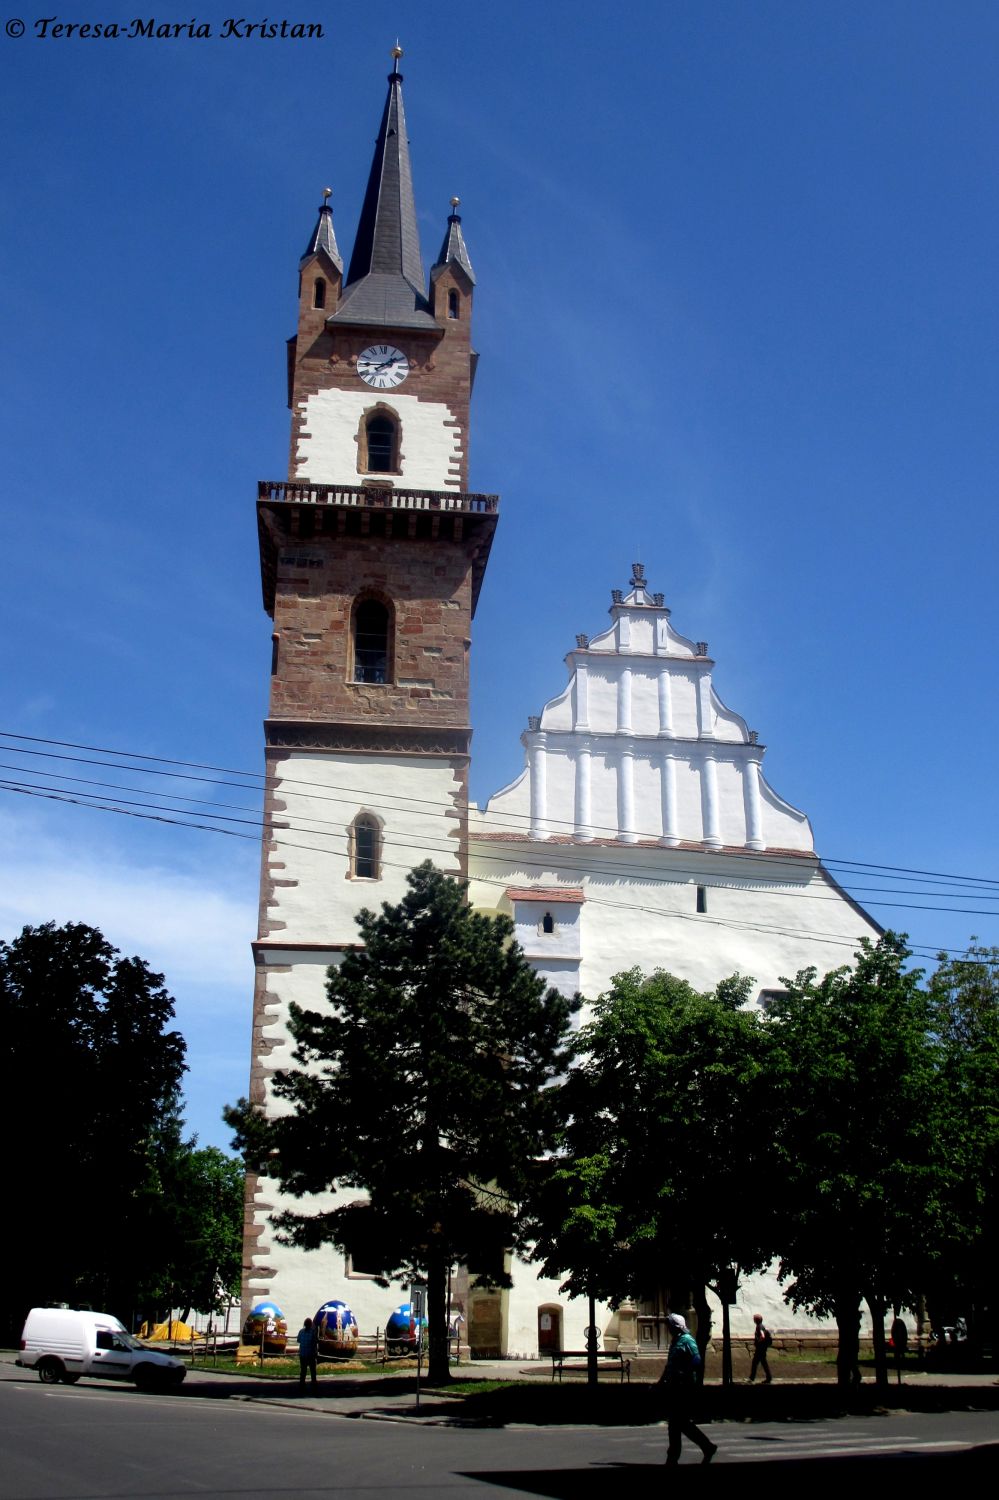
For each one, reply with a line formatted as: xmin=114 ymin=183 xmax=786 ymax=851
xmin=228 ymin=863 xmax=576 ymax=1382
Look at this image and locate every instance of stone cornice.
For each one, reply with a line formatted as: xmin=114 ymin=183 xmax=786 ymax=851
xmin=264 ymin=719 xmax=471 ymax=757
xmin=253 ymin=940 xmax=364 ymax=957
xmin=471 ymin=831 xmax=817 ymax=861
xmin=520 ymin=729 xmax=765 ymax=754
xmin=567 ymin=649 xmax=715 ymax=668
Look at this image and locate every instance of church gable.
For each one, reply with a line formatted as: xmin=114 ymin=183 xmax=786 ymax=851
xmin=478 ymin=565 xmax=813 ymax=854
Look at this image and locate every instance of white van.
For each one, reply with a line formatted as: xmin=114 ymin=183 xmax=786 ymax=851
xmin=17 ymin=1308 xmax=186 ymax=1389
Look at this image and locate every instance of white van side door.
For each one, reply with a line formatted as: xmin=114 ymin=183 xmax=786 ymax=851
xmin=90 ymin=1329 xmax=135 ymax=1380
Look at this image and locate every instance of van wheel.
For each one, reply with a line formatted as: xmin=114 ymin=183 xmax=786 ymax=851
xmin=133 ymin=1365 xmax=159 ymax=1391
xmin=38 ymin=1358 xmax=63 ymax=1384
xmin=61 ymin=1374 xmax=81 ymax=1384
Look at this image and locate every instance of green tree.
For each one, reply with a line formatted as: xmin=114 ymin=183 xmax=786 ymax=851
xmin=0 ymin=921 xmax=187 ymax=1336
xmin=226 ymin=863 xmax=576 ymax=1383
xmin=925 ymin=942 xmax=999 ymax=1347
xmin=765 ymin=934 xmax=942 ymax=1387
xmin=528 ymin=968 xmax=779 ymax=1377
xmin=144 ymin=1142 xmax=245 ymax=1322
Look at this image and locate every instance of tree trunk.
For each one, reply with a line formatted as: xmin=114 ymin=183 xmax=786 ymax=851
xmin=426 ymin=1249 xmax=451 ymax=1385
xmin=691 ymin=1281 xmax=712 ymax=1381
xmin=867 ymin=1291 xmax=888 ymax=1389
xmin=834 ymin=1289 xmax=862 ymax=1388
xmin=587 ymin=1288 xmax=598 ymax=1388
xmin=721 ymin=1298 xmax=733 ymax=1387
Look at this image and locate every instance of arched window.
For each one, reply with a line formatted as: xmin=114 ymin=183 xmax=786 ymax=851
xmin=313 ymin=277 xmax=326 ymax=309
xmin=349 ymin=812 xmax=382 ymax=881
xmin=448 ymin=289 xmax=459 ymax=320
xmin=363 ymin=411 xmax=399 ymax=473
xmin=352 ymin=596 xmax=391 ymax=684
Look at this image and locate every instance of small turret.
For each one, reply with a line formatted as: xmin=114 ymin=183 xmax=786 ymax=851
xmin=431 ymin=197 xmax=475 ymax=328
xmin=289 ymin=188 xmax=343 ymax=407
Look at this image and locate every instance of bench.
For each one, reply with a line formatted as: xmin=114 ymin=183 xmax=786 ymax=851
xmin=550 ymin=1350 xmax=631 ymax=1383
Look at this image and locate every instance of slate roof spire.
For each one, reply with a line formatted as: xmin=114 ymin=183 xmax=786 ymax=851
xmin=334 ymin=46 xmax=437 ymax=328
xmin=301 ymin=186 xmax=343 ymax=272
xmin=432 ymin=197 xmax=476 ymax=285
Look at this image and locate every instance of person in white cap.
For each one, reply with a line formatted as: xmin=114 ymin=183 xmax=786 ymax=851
xmin=657 ymin=1313 xmax=718 ymax=1465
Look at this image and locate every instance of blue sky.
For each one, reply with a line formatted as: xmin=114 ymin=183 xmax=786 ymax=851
xmin=2 ymin=1 xmax=998 ymax=1147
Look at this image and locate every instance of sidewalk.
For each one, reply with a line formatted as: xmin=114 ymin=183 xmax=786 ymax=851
xmin=4 ymin=1348 xmax=995 ymax=1427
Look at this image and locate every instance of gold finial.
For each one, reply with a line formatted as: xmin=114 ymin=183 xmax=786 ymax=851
xmin=323 ymin=186 xmax=332 ymax=202
xmin=391 ymin=42 xmax=403 ymax=60
xmin=450 ymin=196 xmax=461 ymax=210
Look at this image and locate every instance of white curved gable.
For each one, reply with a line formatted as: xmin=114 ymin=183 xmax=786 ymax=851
xmin=481 ymin=567 xmax=813 ymax=853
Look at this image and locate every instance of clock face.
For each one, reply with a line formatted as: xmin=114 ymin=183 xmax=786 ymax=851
xmin=357 ymin=344 xmax=410 ymax=389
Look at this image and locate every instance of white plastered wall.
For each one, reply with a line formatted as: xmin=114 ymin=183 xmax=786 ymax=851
xmin=294 ymin=389 xmax=463 ymax=490
xmin=467 ymin=835 xmax=882 ymax=1354
xmin=469 ymin=838 xmax=879 ymax=1008
xmin=263 ymin=751 xmax=462 ymax=943
xmin=248 ymin=750 xmax=464 ymax=1332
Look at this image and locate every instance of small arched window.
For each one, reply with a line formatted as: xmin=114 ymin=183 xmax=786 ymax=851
xmin=313 ymin=278 xmax=326 ymax=309
xmin=352 ymin=597 xmax=391 ymax=684
xmin=364 ymin=412 xmax=398 ymax=473
xmin=448 ymin=289 xmax=459 ymax=320
xmin=541 ymin=912 xmax=555 ymax=934
xmin=349 ymin=812 xmax=381 ymax=881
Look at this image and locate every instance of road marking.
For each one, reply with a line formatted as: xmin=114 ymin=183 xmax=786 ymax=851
xmin=721 ymin=1438 xmax=971 ymax=1461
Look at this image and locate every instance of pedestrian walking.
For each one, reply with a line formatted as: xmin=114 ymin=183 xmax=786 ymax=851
xmin=748 ymin=1313 xmax=773 ymax=1383
xmin=657 ymin=1313 xmax=717 ymax=1466
xmin=890 ymin=1310 xmax=908 ymax=1386
xmin=297 ymin=1315 xmax=318 ymax=1391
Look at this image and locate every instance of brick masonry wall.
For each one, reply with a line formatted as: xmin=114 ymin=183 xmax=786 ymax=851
xmin=269 ymin=535 xmax=474 ymax=727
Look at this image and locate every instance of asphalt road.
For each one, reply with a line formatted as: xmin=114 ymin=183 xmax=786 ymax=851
xmin=2 ymin=1364 xmax=998 ymax=1497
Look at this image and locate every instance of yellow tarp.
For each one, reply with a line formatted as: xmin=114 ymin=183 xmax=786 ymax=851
xmin=139 ymin=1320 xmax=196 ymax=1342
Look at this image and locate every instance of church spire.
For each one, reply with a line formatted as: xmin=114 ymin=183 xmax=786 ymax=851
xmin=334 ymin=46 xmax=436 ymax=327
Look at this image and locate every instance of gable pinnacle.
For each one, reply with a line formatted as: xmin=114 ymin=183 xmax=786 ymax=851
xmin=433 ymin=194 xmax=476 ymax=284
xmin=301 ymin=185 xmax=342 ymax=272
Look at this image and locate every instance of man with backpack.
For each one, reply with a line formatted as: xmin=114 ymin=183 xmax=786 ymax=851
xmin=749 ymin=1312 xmax=774 ymax=1383
xmin=658 ymin=1313 xmax=718 ymax=1465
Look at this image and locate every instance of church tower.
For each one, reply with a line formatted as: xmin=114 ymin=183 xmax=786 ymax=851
xmin=244 ymin=52 xmax=498 ymax=1317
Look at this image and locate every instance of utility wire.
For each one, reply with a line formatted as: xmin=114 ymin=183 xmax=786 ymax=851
xmin=0 ymin=778 xmax=982 ymax=962
xmin=2 ymin=764 xmax=997 ymax=916
xmin=2 ymin=729 xmax=997 ymax=896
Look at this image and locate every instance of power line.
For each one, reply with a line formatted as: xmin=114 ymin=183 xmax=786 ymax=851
xmin=0 ymin=778 xmax=980 ymax=962
xmin=2 ymin=729 xmax=998 ymax=896
xmin=3 ymin=763 xmax=998 ymax=917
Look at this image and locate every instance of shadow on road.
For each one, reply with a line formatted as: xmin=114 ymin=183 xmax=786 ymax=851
xmin=460 ymin=1445 xmax=999 ymax=1492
